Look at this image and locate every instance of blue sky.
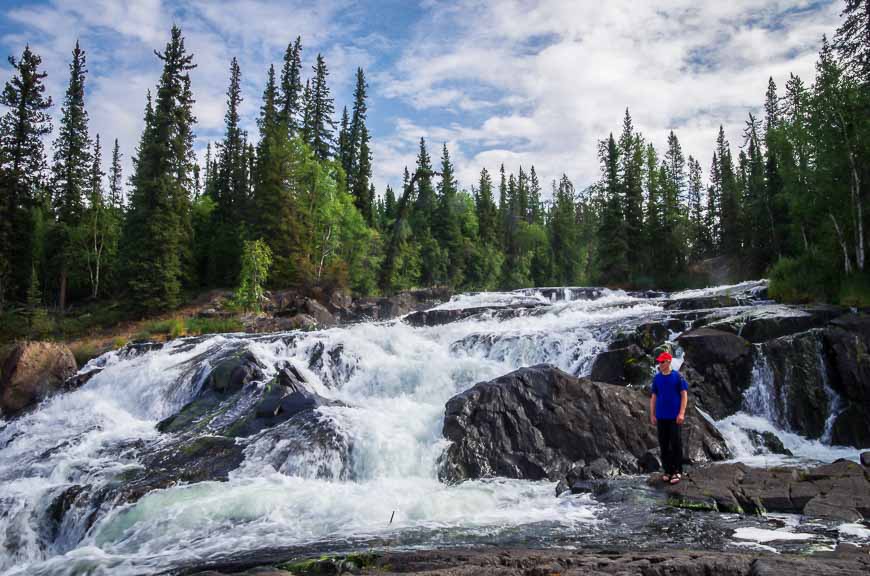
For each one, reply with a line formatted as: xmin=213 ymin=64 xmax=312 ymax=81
xmin=0 ymin=0 xmax=844 ymax=197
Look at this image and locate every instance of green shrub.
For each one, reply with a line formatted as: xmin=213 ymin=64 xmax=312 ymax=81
xmin=838 ymin=272 xmax=870 ymax=307
xmin=768 ymin=254 xmax=839 ymax=304
xmin=231 ymin=239 xmax=272 ymax=312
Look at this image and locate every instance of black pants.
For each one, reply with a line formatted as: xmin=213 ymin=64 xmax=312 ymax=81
xmin=657 ymin=419 xmax=683 ymax=475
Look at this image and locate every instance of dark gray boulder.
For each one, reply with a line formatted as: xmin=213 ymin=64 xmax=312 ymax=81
xmin=665 ymin=295 xmax=740 ymax=311
xmin=742 ymin=429 xmax=793 ymax=456
xmin=677 ymin=328 xmax=754 ymax=419
xmin=763 ymin=332 xmax=831 ymax=439
xmin=439 ymin=364 xmax=728 ymax=484
xmin=590 ymin=344 xmax=651 ymax=386
xmin=664 ymin=459 xmax=870 ymax=521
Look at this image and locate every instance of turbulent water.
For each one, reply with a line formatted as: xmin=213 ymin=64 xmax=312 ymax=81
xmin=0 ymin=282 xmax=866 ymax=575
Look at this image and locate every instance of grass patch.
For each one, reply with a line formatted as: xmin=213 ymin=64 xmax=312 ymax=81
xmin=141 ymin=316 xmax=244 ymax=340
xmin=69 ymin=340 xmax=107 ymax=367
xmin=277 ymin=552 xmax=381 ymax=575
xmin=667 ymin=496 xmax=719 ymax=512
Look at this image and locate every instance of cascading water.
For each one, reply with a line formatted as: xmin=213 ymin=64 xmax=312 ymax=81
xmin=0 ymin=291 xmax=660 ymax=576
xmin=714 ymin=339 xmax=859 ymax=465
xmin=0 ymin=282 xmax=865 ymax=575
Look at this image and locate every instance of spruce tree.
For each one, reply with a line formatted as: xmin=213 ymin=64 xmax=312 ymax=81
xmin=528 ymin=166 xmax=542 ymax=224
xmin=251 ymin=62 xmax=303 ymax=287
xmin=716 ymin=126 xmax=741 ymax=256
xmin=0 ymin=45 xmax=53 ymax=304
xmin=597 ymin=134 xmax=628 ymax=285
xmin=475 ymin=167 xmax=498 ymax=245
xmin=549 ymin=174 xmax=580 ymax=284
xmin=279 ymin=36 xmax=303 ymax=134
xmin=352 ymin=124 xmax=373 ymax=224
xmin=309 ymin=54 xmax=336 ymax=161
xmin=435 ymin=143 xmax=463 ymax=285
xmin=834 ymin=0 xmax=870 ymax=83
xmin=338 ymin=106 xmax=351 ymax=179
xmin=348 ymin=67 xmax=368 ymax=194
xmin=51 ymin=41 xmax=92 ymax=309
xmin=687 ymin=156 xmax=708 ymax=259
xmin=109 ymin=138 xmax=123 ymax=209
xmin=301 ymin=79 xmax=313 ymax=145
xmin=210 ymin=57 xmax=248 ymax=285
xmin=618 ymin=109 xmax=645 ymax=278
xmin=120 ymin=26 xmax=197 ymax=313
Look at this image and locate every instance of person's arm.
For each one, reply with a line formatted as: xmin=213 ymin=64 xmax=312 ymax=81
xmin=650 ymin=393 xmax=657 ymax=426
xmin=676 ymin=390 xmax=687 ymax=424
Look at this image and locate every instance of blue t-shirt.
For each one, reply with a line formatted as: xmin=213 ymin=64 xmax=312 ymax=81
xmin=651 ymin=370 xmax=688 ymax=420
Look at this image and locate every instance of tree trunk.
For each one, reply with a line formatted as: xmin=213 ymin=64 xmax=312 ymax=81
xmin=59 ymin=269 xmax=67 ymax=313
xmin=829 ymin=212 xmax=853 ymax=274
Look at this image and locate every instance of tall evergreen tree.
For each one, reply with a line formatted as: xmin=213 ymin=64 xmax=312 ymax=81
xmin=278 ymin=36 xmax=303 ymax=134
xmin=337 ymin=106 xmax=351 ymax=179
xmin=435 ymin=143 xmax=463 ymax=285
xmin=687 ymin=155 xmax=708 ymax=259
xmin=527 ymin=166 xmax=542 ymax=224
xmin=597 ymin=134 xmax=628 ymax=285
xmin=716 ymin=126 xmax=741 ymax=256
xmin=251 ymin=62 xmax=299 ymax=287
xmin=0 ymin=45 xmax=53 ymax=304
xmin=475 ymin=167 xmax=498 ymax=245
xmin=834 ymin=0 xmax=870 ymax=83
xmin=301 ymin=79 xmax=313 ymax=145
xmin=309 ymin=54 xmax=336 ymax=161
xmin=50 ymin=41 xmax=92 ymax=309
xmin=210 ymin=57 xmax=248 ymax=285
xmin=742 ymin=113 xmax=772 ymax=274
xmin=664 ymin=130 xmax=686 ymax=206
xmin=348 ymin=68 xmax=368 ymax=192
xmin=120 ymin=26 xmax=197 ymax=313
xmin=352 ymin=124 xmax=373 ymax=224
xmin=549 ymin=174 xmax=580 ymax=284
xmin=618 ymin=109 xmax=645 ymax=277
xmin=109 ymin=137 xmax=123 ymax=209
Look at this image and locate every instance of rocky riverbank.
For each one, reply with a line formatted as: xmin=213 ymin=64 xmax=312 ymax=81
xmin=185 ymin=545 xmax=870 ymax=576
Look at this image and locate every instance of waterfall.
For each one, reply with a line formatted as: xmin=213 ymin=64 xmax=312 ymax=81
xmin=741 ymin=346 xmax=781 ymax=426
xmin=1 ymin=282 xmax=863 ymax=575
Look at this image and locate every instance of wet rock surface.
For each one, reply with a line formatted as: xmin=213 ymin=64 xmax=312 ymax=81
xmin=439 ymin=364 xmax=728 ymax=484
xmin=185 ymin=545 xmax=870 ymax=576
xmin=0 ymin=341 xmax=77 ymax=417
xmin=677 ymin=328 xmax=754 ymax=420
xmin=663 ymin=459 xmax=870 ymax=521
xmin=589 ymin=344 xmax=650 ymax=386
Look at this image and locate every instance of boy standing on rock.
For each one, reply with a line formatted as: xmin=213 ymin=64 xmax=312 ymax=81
xmin=650 ymin=351 xmax=688 ymax=484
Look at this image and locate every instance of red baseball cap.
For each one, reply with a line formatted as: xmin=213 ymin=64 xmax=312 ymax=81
xmin=656 ymin=351 xmax=673 ymax=363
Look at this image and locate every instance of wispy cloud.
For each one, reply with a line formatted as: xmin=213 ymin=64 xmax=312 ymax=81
xmin=0 ymin=0 xmax=842 ymax=199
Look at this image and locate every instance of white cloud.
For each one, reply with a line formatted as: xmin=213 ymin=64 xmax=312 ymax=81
xmin=371 ymin=0 xmax=842 ymax=196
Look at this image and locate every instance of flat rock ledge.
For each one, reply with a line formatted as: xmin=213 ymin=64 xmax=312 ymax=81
xmin=660 ymin=459 xmax=870 ymax=521
xmin=187 ymin=545 xmax=870 ymax=576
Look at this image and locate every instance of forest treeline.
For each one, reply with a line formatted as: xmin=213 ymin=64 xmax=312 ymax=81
xmin=0 ymin=1 xmax=867 ymax=322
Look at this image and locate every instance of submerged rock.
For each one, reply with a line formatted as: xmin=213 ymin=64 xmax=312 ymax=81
xmin=0 ymin=341 xmax=77 ymax=417
xmin=742 ymin=429 xmax=793 ymax=456
xmin=439 ymin=364 xmax=728 ymax=484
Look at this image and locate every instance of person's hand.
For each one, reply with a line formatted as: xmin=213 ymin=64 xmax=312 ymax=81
xmin=676 ymin=413 xmax=685 ymax=425
xmin=650 ymin=414 xmax=657 ymax=426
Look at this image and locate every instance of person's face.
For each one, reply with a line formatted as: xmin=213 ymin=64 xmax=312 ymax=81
xmin=658 ymin=359 xmax=671 ymax=372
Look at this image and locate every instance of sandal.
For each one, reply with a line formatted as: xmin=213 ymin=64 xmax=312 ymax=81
xmin=661 ymin=474 xmax=671 ymax=482
xmin=669 ymin=474 xmax=681 ymax=485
